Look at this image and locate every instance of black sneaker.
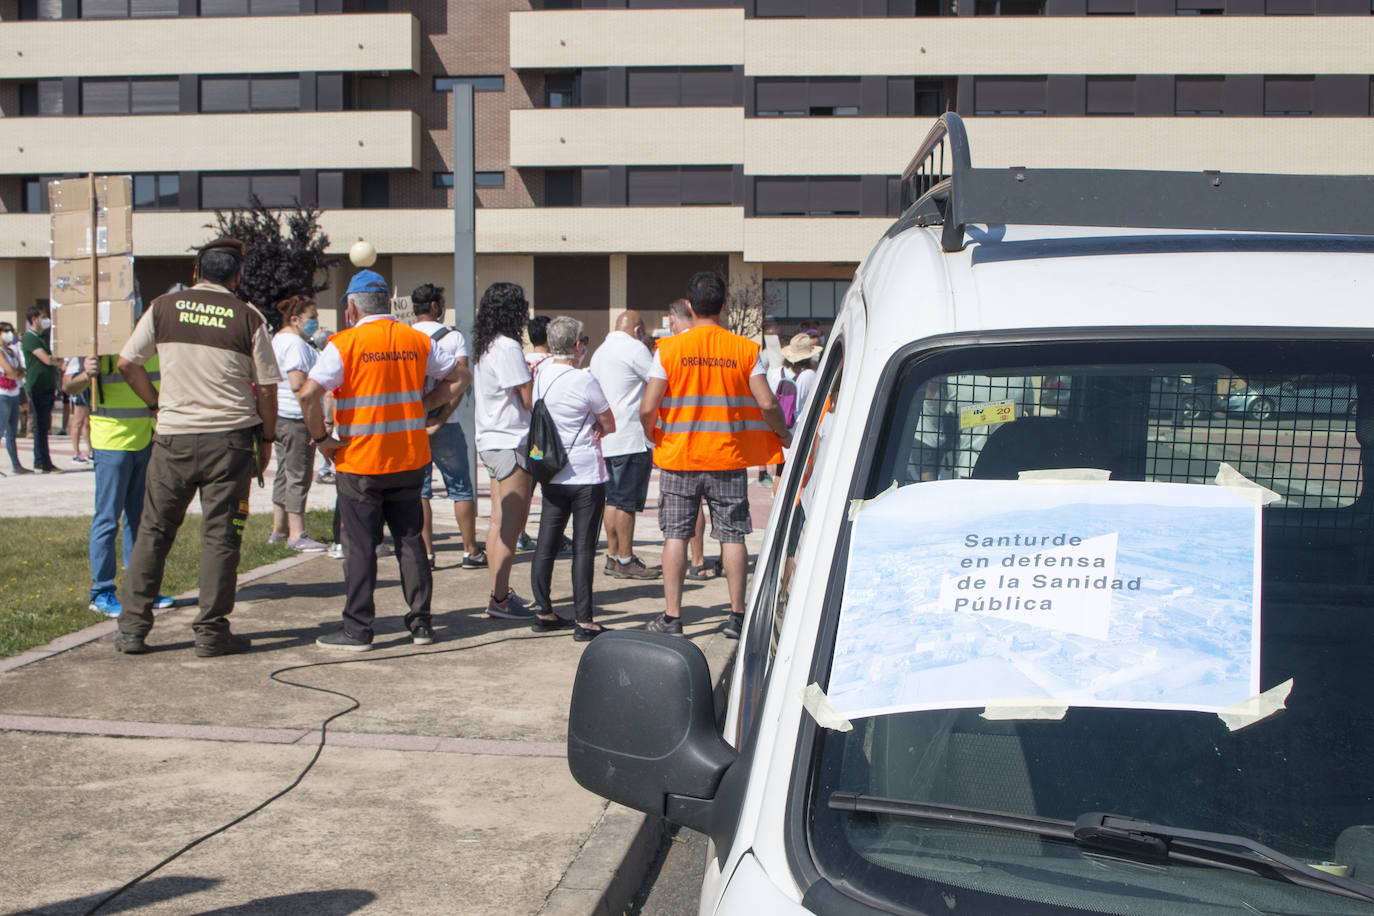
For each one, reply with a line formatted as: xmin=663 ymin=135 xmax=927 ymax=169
xmin=195 ymin=633 xmax=252 ymax=657
xmin=721 ymin=613 xmax=745 ymax=640
xmin=427 ymin=553 xmax=437 ymax=571
xmin=411 ymin=624 xmax=435 ymax=646
xmin=114 ymin=632 xmax=148 ymax=654
xmin=531 ymin=613 xmax=573 ymax=632
xmin=573 ymin=624 xmax=608 ymax=642
xmin=316 ymin=630 xmax=373 ymax=651
xmin=462 ymin=550 xmax=488 ymax=568
xmin=644 ymin=613 xmax=683 ymax=636
xmin=516 ymin=533 xmax=536 ymax=551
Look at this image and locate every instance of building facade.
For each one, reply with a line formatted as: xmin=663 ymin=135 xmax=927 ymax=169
xmin=1 ymin=0 xmax=1372 ymax=344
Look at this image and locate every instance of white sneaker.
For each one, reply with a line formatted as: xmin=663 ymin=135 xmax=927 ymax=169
xmin=327 ymin=543 xmax=344 ymax=560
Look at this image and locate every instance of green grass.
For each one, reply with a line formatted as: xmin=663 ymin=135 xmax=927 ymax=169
xmin=0 ymin=508 xmax=334 ymax=659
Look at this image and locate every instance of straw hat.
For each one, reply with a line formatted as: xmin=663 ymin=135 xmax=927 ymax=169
xmin=781 ymin=332 xmax=823 ymax=363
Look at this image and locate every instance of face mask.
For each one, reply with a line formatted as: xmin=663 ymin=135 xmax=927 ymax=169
xmin=40 ymin=318 xmax=52 ymax=331
xmin=301 ymin=317 xmax=319 ymax=337
xmin=0 ymin=332 xmax=12 ymax=345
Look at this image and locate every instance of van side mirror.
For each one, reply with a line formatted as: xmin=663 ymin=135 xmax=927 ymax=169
xmin=567 ymin=631 xmax=737 ymax=832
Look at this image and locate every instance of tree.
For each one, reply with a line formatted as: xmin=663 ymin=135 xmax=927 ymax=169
xmin=722 ymin=271 xmax=776 ymax=342
xmin=208 ymin=198 xmax=333 ymax=330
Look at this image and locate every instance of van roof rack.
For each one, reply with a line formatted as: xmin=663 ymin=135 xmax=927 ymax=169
xmin=893 ymin=112 xmax=1374 ymax=252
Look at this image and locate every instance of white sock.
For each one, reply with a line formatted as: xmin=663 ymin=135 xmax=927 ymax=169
xmin=614 ymin=555 xmax=632 ymax=565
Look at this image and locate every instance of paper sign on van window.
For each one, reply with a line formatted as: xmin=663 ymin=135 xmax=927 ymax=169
xmin=829 ymin=480 xmax=1261 ymax=721
xmin=959 ymin=399 xmax=1016 ymax=430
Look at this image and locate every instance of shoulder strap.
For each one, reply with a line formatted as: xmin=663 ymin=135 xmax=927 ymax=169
xmin=430 ymin=326 xmax=451 ymax=342
xmin=535 ymin=365 xmax=593 ymax=447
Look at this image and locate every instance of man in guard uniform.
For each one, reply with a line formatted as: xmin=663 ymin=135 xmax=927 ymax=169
xmin=114 ymin=237 xmax=281 ymax=657
xmin=298 ymin=270 xmax=469 ymax=650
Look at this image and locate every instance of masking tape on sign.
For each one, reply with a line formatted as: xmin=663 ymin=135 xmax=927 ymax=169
xmin=847 ymin=480 xmax=900 ymax=521
xmin=1017 ymin=469 xmax=1112 ymax=485
xmin=1217 ymin=678 xmax=1292 ymax=732
xmin=801 ymin=683 xmax=853 ymax=732
xmin=981 ymin=698 xmax=1070 ymax=721
xmin=1215 ymin=462 xmax=1283 ymax=506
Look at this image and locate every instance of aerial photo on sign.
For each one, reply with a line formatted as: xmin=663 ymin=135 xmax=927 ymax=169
xmin=830 ymin=479 xmax=1262 ymax=721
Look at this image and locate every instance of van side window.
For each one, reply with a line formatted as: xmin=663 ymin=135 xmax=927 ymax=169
xmin=736 ymin=342 xmax=843 ymax=744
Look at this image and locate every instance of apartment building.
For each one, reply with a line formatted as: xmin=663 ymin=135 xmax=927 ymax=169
xmin=1 ymin=0 xmax=1372 ymax=344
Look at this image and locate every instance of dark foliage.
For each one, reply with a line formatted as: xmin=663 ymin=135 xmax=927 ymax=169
xmin=208 ymin=197 xmax=333 ymax=331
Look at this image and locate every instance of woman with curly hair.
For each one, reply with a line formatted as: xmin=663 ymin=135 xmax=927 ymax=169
xmin=472 ymin=282 xmax=536 ymax=619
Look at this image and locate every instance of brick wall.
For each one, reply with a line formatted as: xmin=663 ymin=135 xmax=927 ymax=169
xmin=388 ymin=0 xmax=536 ymax=211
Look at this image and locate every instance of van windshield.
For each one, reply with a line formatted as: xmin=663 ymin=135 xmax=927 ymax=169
xmin=806 ymin=337 xmax=1374 ymax=915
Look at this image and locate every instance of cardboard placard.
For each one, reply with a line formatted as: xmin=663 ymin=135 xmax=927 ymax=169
xmin=50 ymin=255 xmax=135 ymax=306
xmin=49 ymin=176 xmax=134 ymax=259
xmin=50 ymin=299 xmax=138 ymax=358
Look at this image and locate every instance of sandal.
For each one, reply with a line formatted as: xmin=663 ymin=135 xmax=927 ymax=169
xmin=531 ymin=613 xmax=573 ymax=632
xmin=686 ymin=563 xmax=718 ymax=580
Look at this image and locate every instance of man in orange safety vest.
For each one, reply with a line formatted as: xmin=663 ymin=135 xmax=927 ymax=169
xmin=639 ymin=270 xmax=792 ymax=639
xmin=298 ymin=270 xmax=471 ymax=650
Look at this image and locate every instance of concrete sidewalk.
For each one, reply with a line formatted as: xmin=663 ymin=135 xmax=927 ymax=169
xmin=0 ymin=523 xmax=748 ymax=914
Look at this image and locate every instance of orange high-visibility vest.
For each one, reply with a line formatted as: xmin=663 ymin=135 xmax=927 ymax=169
xmin=653 ymin=324 xmax=783 ymax=471
xmin=331 ymin=318 xmax=432 ymax=475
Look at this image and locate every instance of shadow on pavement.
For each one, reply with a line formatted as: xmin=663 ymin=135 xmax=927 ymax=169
xmin=15 ymin=877 xmax=376 ymax=916
xmin=13 ymin=875 xmax=220 ymax=915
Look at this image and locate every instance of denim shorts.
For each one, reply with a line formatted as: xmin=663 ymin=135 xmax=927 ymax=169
xmin=420 ymin=422 xmax=475 ymax=502
xmin=604 ymin=449 xmax=652 ymax=512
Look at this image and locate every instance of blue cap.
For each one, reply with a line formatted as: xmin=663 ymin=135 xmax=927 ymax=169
xmin=342 ymin=269 xmax=388 ymax=303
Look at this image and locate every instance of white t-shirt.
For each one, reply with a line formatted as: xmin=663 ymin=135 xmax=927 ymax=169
xmin=0 ymin=343 xmax=23 ymax=397
xmin=766 ymin=365 xmax=817 ymax=425
xmin=588 ymin=330 xmax=653 ymax=458
xmin=412 ymin=321 xmax=470 ymax=426
xmin=474 ymin=335 xmax=533 ymax=451
xmin=534 ymin=361 xmax=610 ymax=486
xmin=271 ymin=331 xmax=318 ymax=420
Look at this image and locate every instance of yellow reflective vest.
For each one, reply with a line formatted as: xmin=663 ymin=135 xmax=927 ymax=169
xmin=90 ymin=354 xmax=159 ymax=452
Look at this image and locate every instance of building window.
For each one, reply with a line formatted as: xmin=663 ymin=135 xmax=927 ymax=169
xmin=200 ymin=75 xmax=301 ymax=112
xmin=974 ymin=0 xmax=1044 ymax=12
xmin=626 ymin=167 xmax=732 ymax=206
xmin=200 ymin=0 xmax=303 ymax=15
xmin=755 ymin=177 xmax=862 ymax=217
xmin=359 ymin=173 xmax=389 ymax=208
xmin=1265 ymin=76 xmax=1314 ymax=115
xmin=1086 ymin=76 xmax=1135 ymax=115
xmin=756 ymin=77 xmax=861 ymax=117
xmin=546 ymin=72 xmax=581 ymax=109
xmin=545 ymin=170 xmax=580 ymax=207
xmin=1176 ymin=76 xmax=1225 ymax=115
xmin=626 ymin=67 xmax=736 ymax=108
xmin=763 ymin=279 xmax=846 ymax=321
xmin=354 ymin=77 xmax=388 ymax=110
xmin=80 ymin=77 xmax=179 ymax=115
xmin=434 ymin=171 xmax=506 ymax=189
xmin=434 ymin=76 xmax=505 ymax=93
xmin=133 ymin=174 xmax=180 ymax=210
xmin=1176 ymin=0 xmax=1223 ymax=12
xmin=80 ymin=0 xmax=178 ymax=16
xmin=201 ymin=171 xmax=300 ymax=209
xmin=22 ymin=177 xmax=49 ymax=213
xmin=973 ymin=76 xmax=1047 ymax=115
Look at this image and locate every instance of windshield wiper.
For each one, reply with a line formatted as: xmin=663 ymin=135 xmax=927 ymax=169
xmin=829 ymin=792 xmax=1374 ymax=904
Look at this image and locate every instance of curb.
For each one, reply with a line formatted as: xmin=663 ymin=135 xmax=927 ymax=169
xmin=0 ymin=551 xmax=323 ymax=675
xmin=539 ymin=631 xmax=738 ymax=916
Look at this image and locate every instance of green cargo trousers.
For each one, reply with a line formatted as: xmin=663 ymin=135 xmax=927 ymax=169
xmin=119 ymin=428 xmax=257 ymax=642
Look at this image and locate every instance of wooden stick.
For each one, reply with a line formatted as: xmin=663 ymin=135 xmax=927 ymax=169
xmin=88 ymin=172 xmax=98 ymax=359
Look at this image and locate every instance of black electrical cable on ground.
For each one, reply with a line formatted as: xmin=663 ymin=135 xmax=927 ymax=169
xmin=82 ymin=633 xmax=560 ymax=916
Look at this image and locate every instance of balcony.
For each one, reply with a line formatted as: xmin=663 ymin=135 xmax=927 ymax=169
xmin=510 ymin=108 xmax=743 ymax=168
xmin=743 ymin=16 xmax=1374 ymax=77
xmin=0 ymin=13 xmax=419 ymax=79
xmin=478 ymin=206 xmax=743 ymax=254
xmin=0 ymin=111 xmax=421 ymax=174
xmin=509 ymin=10 xmax=742 ymax=70
xmin=744 ymin=217 xmax=891 ymax=263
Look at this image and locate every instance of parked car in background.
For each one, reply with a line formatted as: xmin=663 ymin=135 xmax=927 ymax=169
xmin=1225 ymin=376 xmax=1358 ymax=422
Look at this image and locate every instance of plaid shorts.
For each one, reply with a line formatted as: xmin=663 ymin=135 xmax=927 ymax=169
xmin=658 ymin=468 xmax=752 ymax=544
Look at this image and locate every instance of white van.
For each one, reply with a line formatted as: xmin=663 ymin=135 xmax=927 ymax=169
xmin=568 ymin=113 xmax=1374 ymax=915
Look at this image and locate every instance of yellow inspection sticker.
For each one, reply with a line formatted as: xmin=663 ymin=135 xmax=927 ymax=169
xmin=960 ymin=400 xmax=1016 ymax=430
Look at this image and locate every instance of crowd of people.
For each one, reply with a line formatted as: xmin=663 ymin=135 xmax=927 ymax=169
xmin=7 ymin=238 xmax=827 ymax=655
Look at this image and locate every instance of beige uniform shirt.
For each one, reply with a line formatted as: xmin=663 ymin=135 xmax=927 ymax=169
xmin=120 ymin=281 xmax=281 ymax=435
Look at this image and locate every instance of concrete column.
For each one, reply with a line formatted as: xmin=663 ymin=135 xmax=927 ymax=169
xmin=0 ymin=260 xmax=22 ymax=331
xmin=608 ymin=254 xmax=627 ymax=328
